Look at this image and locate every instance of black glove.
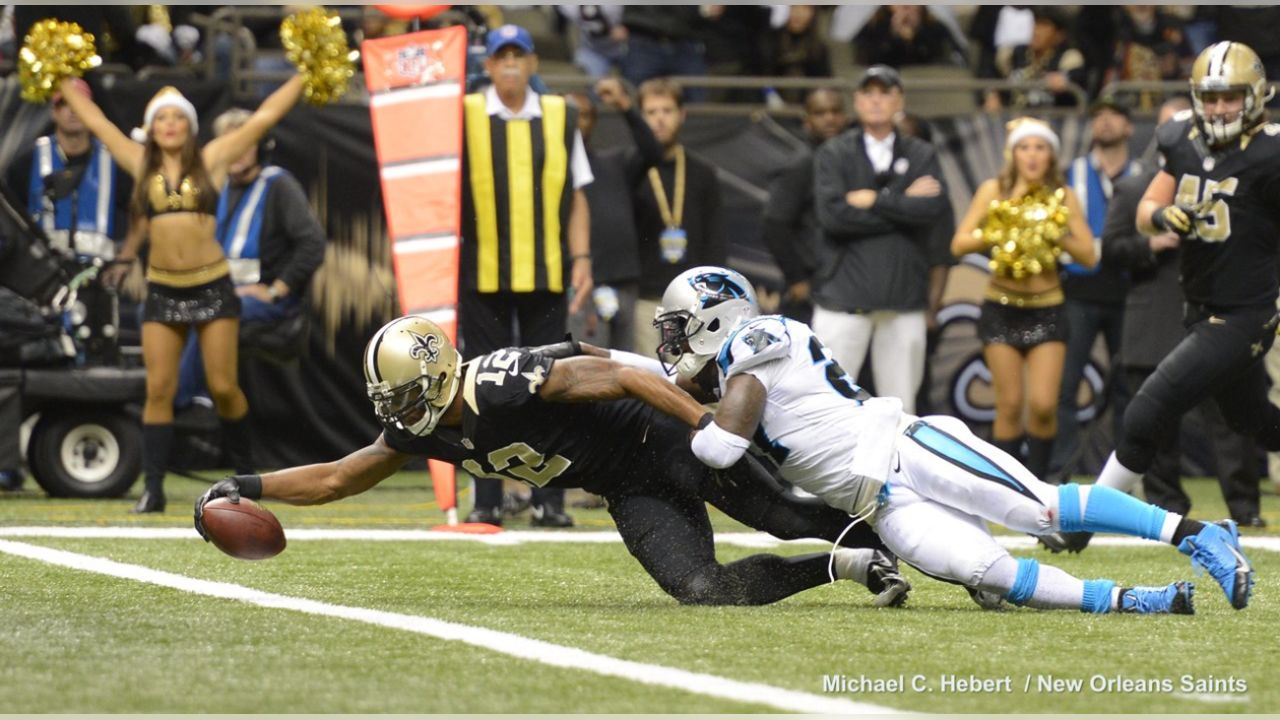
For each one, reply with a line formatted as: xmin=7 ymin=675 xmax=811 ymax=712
xmin=1150 ymin=205 xmax=1194 ymax=237
xmin=527 ymin=334 xmax=583 ymax=359
xmin=193 ymin=474 xmax=262 ymax=541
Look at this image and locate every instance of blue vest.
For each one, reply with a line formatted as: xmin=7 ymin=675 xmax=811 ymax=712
xmin=1063 ymin=154 xmax=1142 ymax=276
xmin=216 ymin=166 xmax=284 ymax=285
xmin=28 ymin=136 xmax=118 ymax=258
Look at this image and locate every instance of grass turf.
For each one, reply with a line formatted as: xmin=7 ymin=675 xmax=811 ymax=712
xmin=0 ymin=474 xmax=1276 ymax=713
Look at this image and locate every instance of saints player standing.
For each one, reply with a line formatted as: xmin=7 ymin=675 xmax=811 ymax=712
xmin=1087 ymin=43 xmax=1280 ymax=585
xmin=194 ymin=315 xmax=909 ymax=607
xmin=656 ymin=265 xmax=1254 ymax=612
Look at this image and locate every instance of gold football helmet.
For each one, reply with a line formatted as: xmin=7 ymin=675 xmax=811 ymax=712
xmin=363 ymin=315 xmax=460 ymax=436
xmin=1189 ymin=41 xmax=1274 ymax=146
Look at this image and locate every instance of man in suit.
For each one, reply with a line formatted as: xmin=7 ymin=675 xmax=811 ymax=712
xmin=810 ymin=65 xmax=952 ymax=413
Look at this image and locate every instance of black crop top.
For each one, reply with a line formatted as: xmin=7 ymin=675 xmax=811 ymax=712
xmin=145 ymin=173 xmax=217 ymax=218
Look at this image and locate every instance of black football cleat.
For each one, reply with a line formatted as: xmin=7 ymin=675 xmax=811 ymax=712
xmin=131 ymin=490 xmax=166 ymax=514
xmin=530 ymin=505 xmax=575 ymax=528
xmin=1037 ymin=531 xmax=1093 ymax=553
xmin=465 ymin=507 xmax=503 ymax=527
xmin=866 ymin=551 xmax=910 ymax=608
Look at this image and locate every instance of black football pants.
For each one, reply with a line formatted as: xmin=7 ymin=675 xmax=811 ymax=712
xmin=1118 ymin=302 xmax=1280 ymax=473
xmin=606 ymin=420 xmax=886 ymax=606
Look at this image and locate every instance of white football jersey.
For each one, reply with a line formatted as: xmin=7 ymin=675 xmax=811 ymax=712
xmin=714 ymin=316 xmax=907 ymax=514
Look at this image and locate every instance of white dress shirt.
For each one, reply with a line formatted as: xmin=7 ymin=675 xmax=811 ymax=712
xmin=863 ymin=131 xmax=896 ymax=174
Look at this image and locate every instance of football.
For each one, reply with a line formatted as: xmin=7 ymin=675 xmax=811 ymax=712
xmin=201 ymin=497 xmax=287 ymax=560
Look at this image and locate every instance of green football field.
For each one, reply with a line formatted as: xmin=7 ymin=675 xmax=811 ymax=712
xmin=0 ymin=473 xmax=1276 ymax=714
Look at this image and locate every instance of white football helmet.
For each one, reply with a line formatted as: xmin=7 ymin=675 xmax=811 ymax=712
xmin=653 ymin=266 xmax=759 ymax=378
xmin=1189 ymin=41 xmax=1274 ymax=146
xmin=363 ymin=315 xmax=460 ymax=436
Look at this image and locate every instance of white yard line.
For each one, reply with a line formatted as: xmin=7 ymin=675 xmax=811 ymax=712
xmin=1 ymin=526 xmax=1278 ymax=553
xmin=0 ymin=539 xmax=898 ymax=715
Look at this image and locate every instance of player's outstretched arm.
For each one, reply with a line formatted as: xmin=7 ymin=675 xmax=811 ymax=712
xmin=690 ymin=374 xmax=767 ymax=469
xmin=537 ymin=356 xmax=708 ymax=428
xmin=194 ymin=436 xmax=411 ymax=539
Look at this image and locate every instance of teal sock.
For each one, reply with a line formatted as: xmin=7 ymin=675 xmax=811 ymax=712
xmin=1057 ymin=484 xmax=1167 ymax=540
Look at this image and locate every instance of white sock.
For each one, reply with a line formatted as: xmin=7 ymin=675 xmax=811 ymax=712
xmin=1096 ymin=452 xmax=1142 ymax=493
xmin=831 ymin=548 xmax=875 ymax=586
xmin=978 ymin=555 xmax=1086 ymax=610
xmin=1158 ymin=512 xmax=1184 ymax=544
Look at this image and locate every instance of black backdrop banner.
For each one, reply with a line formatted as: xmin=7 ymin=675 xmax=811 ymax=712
xmin=0 ymin=73 xmax=1225 ymax=477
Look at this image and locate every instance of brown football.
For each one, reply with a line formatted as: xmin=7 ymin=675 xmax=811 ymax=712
xmin=202 ymin=497 xmax=287 ymax=560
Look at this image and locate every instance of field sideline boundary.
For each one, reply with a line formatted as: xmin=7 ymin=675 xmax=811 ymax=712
xmin=0 ymin=526 xmax=1278 ymax=554
xmin=0 ymin=538 xmax=900 ymax=715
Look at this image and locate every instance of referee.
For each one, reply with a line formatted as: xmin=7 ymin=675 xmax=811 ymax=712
xmin=460 ymin=25 xmax=594 ymax=527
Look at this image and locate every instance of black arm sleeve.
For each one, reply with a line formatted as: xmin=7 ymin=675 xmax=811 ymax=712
xmin=621 ymin=106 xmax=665 ymax=183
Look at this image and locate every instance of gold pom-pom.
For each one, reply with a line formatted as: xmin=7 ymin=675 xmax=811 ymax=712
xmin=281 ymin=6 xmax=358 ymax=106
xmin=18 ymin=19 xmax=102 ymax=104
xmin=980 ymin=185 xmax=1070 ymax=280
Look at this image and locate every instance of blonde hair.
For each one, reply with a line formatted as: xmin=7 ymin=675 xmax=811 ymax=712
xmin=998 ymin=118 xmax=1065 ymax=195
xmin=212 ymin=107 xmax=253 ymax=137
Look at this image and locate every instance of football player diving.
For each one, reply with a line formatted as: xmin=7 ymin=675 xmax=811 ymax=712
xmin=635 ymin=265 xmax=1256 ymax=614
xmin=1082 ymin=42 xmax=1280 ymax=573
xmin=194 ymin=315 xmax=910 ymax=607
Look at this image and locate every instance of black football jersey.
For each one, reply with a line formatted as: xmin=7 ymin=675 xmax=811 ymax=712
xmin=1157 ymin=113 xmax=1280 ymax=307
xmin=382 ymin=347 xmax=656 ymax=494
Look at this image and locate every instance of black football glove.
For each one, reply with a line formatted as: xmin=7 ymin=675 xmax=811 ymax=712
xmin=1150 ymin=205 xmax=1194 ymax=237
xmin=194 ymin=474 xmax=262 ymax=541
xmin=526 ymin=334 xmax=583 ymax=359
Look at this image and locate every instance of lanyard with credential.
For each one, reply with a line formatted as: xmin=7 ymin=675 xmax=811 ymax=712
xmin=648 ymin=145 xmax=688 ymax=263
xmin=647 ymin=145 xmax=685 ymax=228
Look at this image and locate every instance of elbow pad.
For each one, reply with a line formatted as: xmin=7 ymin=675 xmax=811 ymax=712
xmin=690 ymin=422 xmax=750 ymax=469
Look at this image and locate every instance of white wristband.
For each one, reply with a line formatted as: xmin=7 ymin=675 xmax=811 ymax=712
xmin=609 ymin=349 xmax=675 ymax=381
xmin=690 ymin=421 xmax=750 ymax=469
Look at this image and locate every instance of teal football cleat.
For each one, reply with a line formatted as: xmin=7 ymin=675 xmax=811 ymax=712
xmin=1119 ymin=582 xmax=1195 ymax=615
xmin=1178 ymin=520 xmax=1253 ymax=609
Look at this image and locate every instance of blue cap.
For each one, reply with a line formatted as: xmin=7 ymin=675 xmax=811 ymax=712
xmin=486 ymin=24 xmax=535 ymax=57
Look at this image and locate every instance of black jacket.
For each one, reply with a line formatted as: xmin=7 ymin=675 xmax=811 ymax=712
xmin=812 ymin=128 xmax=951 ymax=312
xmin=1101 ymin=170 xmax=1182 ymax=369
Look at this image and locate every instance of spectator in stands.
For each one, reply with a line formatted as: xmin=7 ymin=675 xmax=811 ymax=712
xmin=5 ymin=79 xmax=132 ymax=262
xmin=556 ymin=5 xmax=627 ymax=79
xmin=566 ymin=88 xmax=644 ymax=353
xmin=760 ymin=5 xmax=832 ymax=106
xmin=607 ymin=78 xmax=723 ymax=356
xmin=459 ymin=25 xmax=593 ymax=528
xmin=53 ymin=67 xmax=307 ymax=513
xmin=950 ymin=118 xmax=1096 ymax=481
xmin=854 ymin=5 xmax=964 ymax=68
xmin=812 ymin=66 xmax=950 ymax=414
xmin=0 ymin=6 xmax=15 ymax=66
xmin=985 ymin=8 xmax=1087 ymax=112
xmin=620 ymin=6 xmax=709 ymax=101
xmin=13 ymin=6 xmax=144 ymax=68
xmin=701 ymin=5 xmax=772 ymax=103
xmin=1105 ymin=97 xmax=1264 ymax=528
xmin=168 ymin=108 xmax=326 ymax=410
xmin=761 ymin=87 xmax=847 ymax=325
xmin=1050 ymin=98 xmax=1142 ymax=483
xmin=1105 ymin=6 xmax=1192 ymax=111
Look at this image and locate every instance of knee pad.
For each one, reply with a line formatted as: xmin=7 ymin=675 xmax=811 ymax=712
xmin=672 ymin=566 xmax=732 ymax=606
xmin=1005 ymin=558 xmax=1040 ymax=606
